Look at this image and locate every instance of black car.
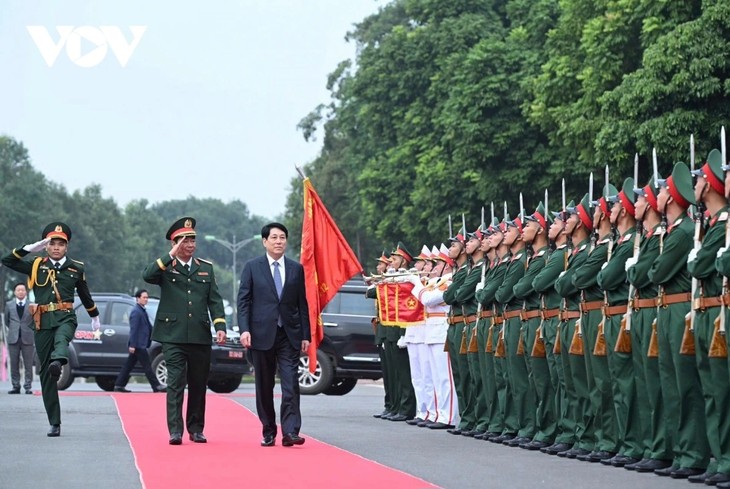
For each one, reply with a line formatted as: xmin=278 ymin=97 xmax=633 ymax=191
xmin=297 ymin=279 xmax=381 ymax=395
xmin=59 ymin=293 xmax=248 ymax=393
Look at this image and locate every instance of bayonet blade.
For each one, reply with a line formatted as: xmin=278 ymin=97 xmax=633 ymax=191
xmin=652 ymin=148 xmax=659 ymax=188
xmin=561 ymin=178 xmax=566 ymax=212
xmin=605 ymin=164 xmax=610 ymax=197
xmin=448 ymin=214 xmax=452 ymax=237
xmin=634 ymin=153 xmax=639 ymax=189
xmin=481 ymin=206 xmax=485 ymax=230
xmin=691 ymin=134 xmax=695 ymax=172
xmin=491 ymin=201 xmax=495 ymax=224
xmin=722 ymin=126 xmax=727 ymax=170
xmin=589 ymin=172 xmax=594 ymax=205
xmin=545 ymin=189 xmax=549 ymax=219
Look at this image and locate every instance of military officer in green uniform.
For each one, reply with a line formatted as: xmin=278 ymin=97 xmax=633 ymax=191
xmin=625 ymin=176 xmax=672 ymax=472
xmin=688 ymin=150 xmax=730 ymax=484
xmin=534 ymin=205 xmax=574 ymax=455
xmin=571 ymin=185 xmax=617 ymax=463
xmin=598 ymin=178 xmax=643 ymax=467
xmin=142 ymin=217 xmax=227 ymax=445
xmin=367 ymin=251 xmax=394 ymax=418
xmin=2 ymin=222 xmax=100 ymax=437
xmin=515 ymin=202 xmax=553 ymax=450
xmin=495 ymin=214 xmax=534 ymax=446
xmin=651 ymin=162 xmax=709 ymax=478
xmin=554 ymin=194 xmax=594 ymax=458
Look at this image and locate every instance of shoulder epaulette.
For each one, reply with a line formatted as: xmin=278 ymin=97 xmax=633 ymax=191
xmin=70 ymin=258 xmax=85 ymax=265
xmin=674 ymin=218 xmax=684 ymax=226
xmin=500 ymin=255 xmax=510 ymax=263
xmin=197 ymin=257 xmax=213 ymax=265
xmin=512 ymin=253 xmax=524 ymax=261
xmin=597 ymin=238 xmax=610 ymax=245
xmin=578 ymin=244 xmax=587 ymax=252
xmin=556 ymin=244 xmax=567 ymax=250
xmin=535 ymin=250 xmax=546 ymax=257
xmin=719 ymin=212 xmax=728 ymax=223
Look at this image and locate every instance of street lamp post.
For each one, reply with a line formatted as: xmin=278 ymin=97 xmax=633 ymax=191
xmin=205 ymin=233 xmax=261 ymax=325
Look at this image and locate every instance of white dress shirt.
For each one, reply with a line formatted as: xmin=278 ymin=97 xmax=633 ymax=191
xmin=266 ymin=254 xmax=286 ymax=286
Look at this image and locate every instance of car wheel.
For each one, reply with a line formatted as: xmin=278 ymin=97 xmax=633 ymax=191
xmin=207 ymin=374 xmax=243 ymax=393
xmin=151 ymin=353 xmax=167 ymax=386
xmin=56 ymin=363 xmax=74 ymax=391
xmin=298 ymin=350 xmax=333 ymax=395
xmin=324 ymin=377 xmax=357 ymax=396
xmin=95 ymin=375 xmax=117 ymax=392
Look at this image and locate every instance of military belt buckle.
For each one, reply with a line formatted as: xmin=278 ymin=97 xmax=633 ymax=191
xmin=693 ymin=298 xmax=703 ymax=312
xmin=47 ymin=302 xmax=57 ymax=312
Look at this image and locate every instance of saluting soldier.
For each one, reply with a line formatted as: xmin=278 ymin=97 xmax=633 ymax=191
xmin=476 ymin=218 xmax=512 ymax=441
xmin=142 ymin=217 xmax=227 ymax=445
xmin=515 ymin=202 xmax=554 ymax=450
xmin=572 ymin=184 xmax=618 ymax=463
xmin=651 ymin=162 xmax=709 ymax=478
xmin=688 ymin=149 xmax=730 ymax=485
xmin=495 ymin=214 xmax=535 ymax=447
xmin=367 ymin=251 xmax=395 ymax=419
xmin=625 ymin=175 xmax=672 ymax=472
xmin=554 ymin=194 xmax=594 ymax=459
xmin=534 ymin=205 xmax=574 ymax=455
xmin=1 ymin=222 xmax=100 ymax=437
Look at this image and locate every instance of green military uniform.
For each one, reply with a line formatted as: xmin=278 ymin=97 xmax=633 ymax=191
xmin=2 ymin=222 xmax=99 ymax=432
xmin=650 ymin=161 xmax=709 ymax=474
xmin=495 ymin=219 xmax=534 ymax=442
xmin=476 ymin=243 xmax=510 ymax=436
xmin=142 ymin=217 xmax=226 ymax=436
xmin=443 ymin=232 xmax=472 ymax=432
xmin=688 ymin=149 xmax=730 ymax=478
xmin=454 ymin=233 xmax=487 ymax=435
xmin=555 ymin=195 xmax=594 ymax=454
xmin=627 ymin=175 xmax=670 ymax=465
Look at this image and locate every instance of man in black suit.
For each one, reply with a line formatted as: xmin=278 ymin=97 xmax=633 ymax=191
xmin=4 ymin=282 xmax=35 ymax=394
xmin=114 ymin=289 xmax=166 ymax=393
xmin=238 ymin=222 xmax=311 ymax=447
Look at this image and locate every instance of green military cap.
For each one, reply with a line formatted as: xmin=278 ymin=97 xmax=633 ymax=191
xmin=568 ymin=194 xmax=593 ymax=230
xmin=448 ymin=226 xmax=467 ymax=246
xmin=691 ymin=149 xmax=724 ymax=195
xmin=166 ymin=217 xmax=197 ymax=241
xmin=608 ymin=178 xmax=636 ymax=217
xmin=467 ymin=225 xmax=485 ymax=241
xmin=593 ymin=184 xmax=618 ymax=216
xmin=633 ymin=176 xmax=660 ymax=212
xmin=391 ymin=241 xmax=413 ymax=264
xmin=659 ymin=162 xmax=696 ymax=208
xmin=42 ymin=222 xmax=72 ymax=242
xmin=524 ymin=202 xmax=552 ymax=228
xmin=376 ymin=250 xmax=390 ymax=264
xmin=552 ymin=200 xmax=574 ymax=220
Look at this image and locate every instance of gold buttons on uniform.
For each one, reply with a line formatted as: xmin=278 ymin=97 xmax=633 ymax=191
xmin=188 ymin=313 xmax=192 ymax=318
xmin=188 ymin=301 xmax=192 ymax=305
xmin=187 ymin=290 xmax=191 ymax=294
xmin=165 ymin=318 xmax=169 ymax=322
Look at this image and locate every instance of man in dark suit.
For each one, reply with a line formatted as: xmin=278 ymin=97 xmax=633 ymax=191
xmin=142 ymin=217 xmax=227 ymax=445
xmin=238 ymin=222 xmax=311 ymax=447
xmin=4 ymin=282 xmax=35 ymax=394
xmin=113 ymin=289 xmax=166 ymax=393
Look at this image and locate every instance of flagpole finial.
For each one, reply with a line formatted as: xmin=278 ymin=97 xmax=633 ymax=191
xmin=295 ymin=165 xmax=306 ymax=180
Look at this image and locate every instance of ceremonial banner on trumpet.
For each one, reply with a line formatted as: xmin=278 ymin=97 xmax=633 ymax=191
xmin=376 ymin=282 xmax=426 ymax=326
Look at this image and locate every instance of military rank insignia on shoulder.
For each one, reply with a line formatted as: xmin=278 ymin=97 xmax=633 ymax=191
xmin=501 ymin=255 xmax=510 ymax=263
xmin=578 ymin=244 xmax=587 ymax=252
xmin=719 ymin=212 xmax=728 ymax=222
xmin=674 ymin=218 xmax=684 ymax=226
xmin=622 ymin=233 xmax=633 ymax=242
xmin=512 ymin=253 xmax=523 ymax=261
xmin=535 ymin=250 xmax=546 ymax=257
xmin=197 ymin=257 xmax=214 ymax=265
xmin=556 ymin=244 xmax=567 ymax=250
xmin=598 ymin=238 xmax=609 ymax=245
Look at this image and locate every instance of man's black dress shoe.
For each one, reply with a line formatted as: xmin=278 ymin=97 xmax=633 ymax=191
xmin=374 ymin=410 xmax=393 ymax=419
xmin=668 ymin=467 xmax=704 ymax=479
xmin=564 ymin=447 xmax=590 ymax=459
xmin=389 ymin=414 xmax=411 ymax=422
xmin=506 ymin=436 xmax=531 ymax=447
xmin=492 ymin=433 xmax=515 ymax=443
xmin=48 ymin=361 xmax=62 ymax=381
xmin=687 ymin=470 xmax=711 ymax=483
xmin=261 ymin=435 xmax=275 ymax=447
xmin=523 ymin=440 xmax=550 ymax=451
xmin=417 ymin=420 xmax=431 ymax=427
xmin=189 ymin=432 xmax=207 ymax=443
xmin=282 ymin=433 xmax=305 ymax=447
xmin=654 ymin=465 xmax=677 ymax=477
xmin=704 ymin=472 xmax=730 ymax=485
xmin=540 ymin=442 xmax=570 ymax=454
xmin=632 ymin=458 xmax=671 ymax=472
xmin=608 ymin=455 xmax=639 ymax=467
xmin=8 ymin=388 xmax=20 ymax=394
xmin=114 ymin=386 xmax=132 ymax=393
xmin=169 ymin=432 xmax=182 ymax=445
xmin=586 ymin=450 xmax=614 ymax=462
xmin=47 ymin=425 xmax=60 ymax=437
xmin=154 ymin=385 xmax=167 ymax=393
xmin=446 ymin=428 xmax=463 ymax=435
xmin=427 ymin=422 xmax=453 ymax=429
xmin=461 ymin=430 xmax=478 ymax=438
xmin=25 ymin=390 xmax=32 ymax=395
xmin=406 ymin=417 xmax=423 ymax=426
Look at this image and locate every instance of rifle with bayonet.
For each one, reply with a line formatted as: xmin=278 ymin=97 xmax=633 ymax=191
xmin=681 ymin=135 xmax=702 ymax=355
xmin=594 ymin=164 xmax=611 ymax=356
xmin=709 ymin=126 xmax=729 ymax=359
xmin=532 ymin=189 xmax=549 ymax=358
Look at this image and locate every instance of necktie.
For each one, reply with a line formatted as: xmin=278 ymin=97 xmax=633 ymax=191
xmin=273 ymin=262 xmax=283 ymax=298
xmin=17 ymin=302 xmax=24 ymax=319
xmin=183 ymin=263 xmax=190 ymax=273
xmin=54 ymin=262 xmax=60 ymax=270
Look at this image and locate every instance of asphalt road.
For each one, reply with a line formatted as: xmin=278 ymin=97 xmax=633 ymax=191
xmin=0 ymin=378 xmax=698 ymax=489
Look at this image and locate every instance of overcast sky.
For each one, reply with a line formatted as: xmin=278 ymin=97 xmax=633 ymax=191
xmin=0 ymin=0 xmax=387 ymax=219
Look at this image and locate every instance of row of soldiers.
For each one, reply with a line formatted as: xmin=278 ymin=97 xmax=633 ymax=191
xmin=369 ymin=144 xmax=730 ymax=486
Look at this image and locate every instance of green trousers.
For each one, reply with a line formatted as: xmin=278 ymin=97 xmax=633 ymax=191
xmin=494 ymin=321 xmax=516 ymax=434
xmin=525 ymin=317 xmax=556 ymax=442
xmin=482 ymin=322 xmax=503 ymax=433
xmin=383 ymin=335 xmax=416 ymax=417
xmin=467 ymin=321 xmax=488 ymax=432
xmin=162 ymin=343 xmax=211 ymax=434
xmin=504 ymin=316 xmax=535 ymax=438
xmin=546 ymin=318 xmax=573 ymax=444
xmin=447 ymin=322 xmax=474 ymax=430
xmin=35 ymin=322 xmax=76 ymax=425
xmin=657 ymin=303 xmax=709 ymax=470
xmin=561 ymin=316 xmax=594 ymax=450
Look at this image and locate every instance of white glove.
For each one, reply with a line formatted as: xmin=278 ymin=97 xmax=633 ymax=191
xmin=396 ymin=336 xmax=407 ymax=349
xmin=403 ymin=274 xmax=420 ymax=285
xmin=91 ymin=316 xmax=101 ymax=330
xmin=687 ymin=248 xmax=699 ymax=265
xmin=624 ymin=256 xmax=638 ymax=272
xmin=475 ymin=281 xmax=486 ymax=293
xmin=718 ymin=247 xmax=728 ymax=259
xmin=558 ymin=271 xmax=567 ymax=279
xmin=23 ymin=238 xmax=50 ymax=253
xmin=601 ymin=262 xmax=608 ymax=271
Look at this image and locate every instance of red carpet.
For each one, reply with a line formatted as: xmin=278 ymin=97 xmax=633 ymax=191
xmin=113 ymin=394 xmax=438 ymax=489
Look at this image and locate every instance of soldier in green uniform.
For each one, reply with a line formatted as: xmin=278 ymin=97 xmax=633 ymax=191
xmin=495 ymin=214 xmax=534 ymax=446
xmin=142 ymin=217 xmax=227 ymax=445
xmin=2 ymin=222 xmax=100 ymax=437
xmin=443 ymin=229 xmax=472 ymax=434
xmin=476 ymin=219 xmax=513 ymax=441
xmin=455 ymin=226 xmax=488 ymax=437
xmin=625 ymin=176 xmax=672 ymax=471
xmin=515 ymin=202 xmax=553 ymax=450
xmin=571 ymin=185 xmax=617 ymax=463
xmin=687 ymin=150 xmax=730 ymax=484
xmin=554 ymin=194 xmax=594 ymax=458
xmin=597 ymin=178 xmax=642 ymax=467
xmin=535 ymin=205 xmax=574 ymax=455
xmin=367 ymin=251 xmax=394 ymax=418
xmin=651 ymin=162 xmax=709 ymax=478
xmin=380 ymin=242 xmax=417 ymax=422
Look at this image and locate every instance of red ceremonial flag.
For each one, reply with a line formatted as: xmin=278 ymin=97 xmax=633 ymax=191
xmin=301 ymin=177 xmax=363 ymax=372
